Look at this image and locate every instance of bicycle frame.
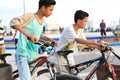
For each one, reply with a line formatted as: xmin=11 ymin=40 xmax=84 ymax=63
xmin=12 ymin=40 xmax=56 ymax=79
xmin=12 ymin=55 xmax=50 ymax=79
xmin=57 ymin=46 xmax=120 ymax=80
xmin=69 ymin=56 xmax=104 ymax=80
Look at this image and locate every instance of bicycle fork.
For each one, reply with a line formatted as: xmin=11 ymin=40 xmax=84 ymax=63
xmin=106 ymin=64 xmax=117 ymax=79
xmin=47 ymin=62 xmax=58 ymax=80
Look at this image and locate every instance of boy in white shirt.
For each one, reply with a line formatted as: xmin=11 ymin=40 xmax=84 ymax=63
xmin=56 ymin=10 xmax=106 ymax=66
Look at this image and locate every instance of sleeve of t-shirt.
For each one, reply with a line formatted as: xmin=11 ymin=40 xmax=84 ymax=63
xmin=10 ymin=13 xmax=35 ymax=28
xmin=64 ymin=26 xmax=76 ymax=42
xmin=78 ymin=29 xmax=86 ymax=40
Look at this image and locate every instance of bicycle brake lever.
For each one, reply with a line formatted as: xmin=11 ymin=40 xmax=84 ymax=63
xmin=34 ymin=42 xmax=44 ymax=46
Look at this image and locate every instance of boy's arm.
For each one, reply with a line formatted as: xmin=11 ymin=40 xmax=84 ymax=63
xmin=13 ymin=25 xmax=31 ymax=38
xmin=40 ymin=35 xmax=58 ymax=46
xmin=12 ymin=29 xmax=17 ymax=40
xmin=10 ymin=13 xmax=38 ymax=42
xmin=75 ymin=38 xmax=100 ymax=49
xmin=10 ymin=13 xmax=35 ymax=29
xmin=12 ymin=24 xmax=37 ymax=42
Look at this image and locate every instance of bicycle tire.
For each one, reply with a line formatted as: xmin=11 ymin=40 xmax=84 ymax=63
xmin=101 ymin=70 xmax=120 ymax=80
xmin=13 ymin=74 xmax=19 ymax=80
xmin=37 ymin=69 xmax=82 ymax=80
xmin=37 ymin=69 xmax=55 ymax=80
xmin=56 ymin=74 xmax=82 ymax=80
xmin=37 ymin=69 xmax=49 ymax=75
xmin=13 ymin=69 xmax=53 ymax=80
xmin=12 ymin=69 xmax=49 ymax=80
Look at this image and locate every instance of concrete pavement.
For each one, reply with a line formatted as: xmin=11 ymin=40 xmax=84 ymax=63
xmin=5 ymin=32 xmax=114 ymax=40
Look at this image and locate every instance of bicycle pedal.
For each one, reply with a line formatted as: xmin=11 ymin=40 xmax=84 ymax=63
xmin=50 ymin=78 xmax=54 ymax=80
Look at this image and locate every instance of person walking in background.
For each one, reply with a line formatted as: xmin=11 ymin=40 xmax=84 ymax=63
xmin=12 ymin=29 xmax=20 ymax=49
xmin=0 ymin=20 xmax=6 ymax=55
xmin=0 ymin=26 xmax=6 ymax=63
xmin=42 ymin=25 xmax=46 ymax=34
xmin=10 ymin=0 xmax=57 ymax=80
xmin=100 ymin=19 xmax=106 ymax=38
xmin=0 ymin=27 xmax=6 ymax=54
xmin=59 ymin=27 xmax=63 ymax=33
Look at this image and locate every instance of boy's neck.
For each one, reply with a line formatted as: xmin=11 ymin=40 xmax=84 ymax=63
xmin=36 ymin=11 xmax=43 ymax=19
xmin=35 ymin=11 xmax=44 ymax=24
xmin=73 ymin=24 xmax=80 ymax=34
xmin=73 ymin=24 xmax=80 ymax=30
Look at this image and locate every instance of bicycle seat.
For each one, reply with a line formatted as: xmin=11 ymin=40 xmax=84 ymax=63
xmin=57 ymin=50 xmax=73 ymax=57
xmin=0 ymin=53 xmax=12 ymax=59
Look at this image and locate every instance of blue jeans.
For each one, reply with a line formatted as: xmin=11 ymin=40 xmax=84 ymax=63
xmin=15 ymin=55 xmax=32 ymax=80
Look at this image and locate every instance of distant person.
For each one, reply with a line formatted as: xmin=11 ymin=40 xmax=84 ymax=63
xmin=43 ymin=26 xmax=45 ymax=34
xmin=99 ymin=19 xmax=106 ymax=38
xmin=0 ymin=27 xmax=6 ymax=63
xmin=0 ymin=27 xmax=6 ymax=54
xmin=12 ymin=30 xmax=20 ymax=49
xmin=59 ymin=27 xmax=63 ymax=33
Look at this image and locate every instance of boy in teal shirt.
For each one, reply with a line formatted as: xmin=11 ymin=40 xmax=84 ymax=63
xmin=10 ymin=0 xmax=57 ymax=80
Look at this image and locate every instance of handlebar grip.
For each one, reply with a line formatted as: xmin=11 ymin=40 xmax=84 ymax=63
xmin=34 ymin=42 xmax=44 ymax=46
xmin=27 ymin=37 xmax=31 ymax=40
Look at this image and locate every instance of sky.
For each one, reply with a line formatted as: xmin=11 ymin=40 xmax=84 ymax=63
xmin=0 ymin=0 xmax=120 ymax=28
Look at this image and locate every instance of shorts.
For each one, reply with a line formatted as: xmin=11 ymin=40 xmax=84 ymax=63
xmin=56 ymin=52 xmax=75 ymax=66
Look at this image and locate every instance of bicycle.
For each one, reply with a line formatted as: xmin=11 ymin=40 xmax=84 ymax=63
xmin=41 ymin=41 xmax=120 ymax=80
xmin=0 ymin=53 xmax=13 ymax=80
xmin=0 ymin=40 xmax=81 ymax=80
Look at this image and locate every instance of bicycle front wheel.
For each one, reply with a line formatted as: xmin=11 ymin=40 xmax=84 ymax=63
xmin=37 ymin=69 xmax=82 ymax=80
xmin=101 ymin=70 xmax=120 ymax=80
xmin=37 ymin=69 xmax=52 ymax=80
xmin=56 ymin=74 xmax=82 ymax=80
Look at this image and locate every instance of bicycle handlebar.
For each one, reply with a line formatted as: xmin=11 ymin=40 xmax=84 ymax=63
xmin=101 ymin=45 xmax=112 ymax=52
xmin=27 ymin=37 xmax=55 ymax=47
xmin=35 ymin=39 xmax=55 ymax=47
xmin=98 ymin=40 xmax=113 ymax=52
xmin=0 ymin=53 xmax=12 ymax=63
xmin=99 ymin=40 xmax=120 ymax=60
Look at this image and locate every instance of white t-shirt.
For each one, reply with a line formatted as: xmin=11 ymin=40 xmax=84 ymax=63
xmin=56 ymin=24 xmax=86 ymax=66
xmin=57 ymin=24 xmax=86 ymax=52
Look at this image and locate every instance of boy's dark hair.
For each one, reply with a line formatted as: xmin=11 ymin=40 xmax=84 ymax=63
xmin=74 ymin=10 xmax=89 ymax=23
xmin=39 ymin=0 xmax=56 ymax=9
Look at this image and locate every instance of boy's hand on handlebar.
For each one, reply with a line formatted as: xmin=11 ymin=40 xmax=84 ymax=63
xmin=52 ymin=40 xmax=58 ymax=46
xmin=99 ymin=44 xmax=107 ymax=51
xmin=28 ymin=35 xmax=38 ymax=43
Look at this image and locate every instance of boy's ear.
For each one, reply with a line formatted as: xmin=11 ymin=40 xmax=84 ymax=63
xmin=78 ymin=19 xmax=82 ymax=23
xmin=41 ymin=6 xmax=46 ymax=11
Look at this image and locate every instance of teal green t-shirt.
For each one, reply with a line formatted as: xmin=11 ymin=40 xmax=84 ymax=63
xmin=16 ymin=18 xmax=43 ymax=62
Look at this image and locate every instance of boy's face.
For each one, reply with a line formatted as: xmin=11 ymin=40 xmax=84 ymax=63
xmin=78 ymin=17 xmax=88 ymax=29
xmin=42 ymin=5 xmax=55 ymax=17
